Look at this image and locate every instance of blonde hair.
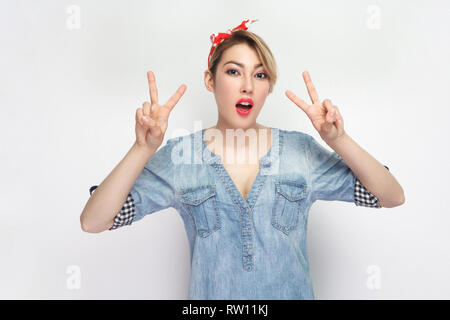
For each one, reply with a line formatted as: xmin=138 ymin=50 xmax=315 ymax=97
xmin=208 ymin=29 xmax=278 ymax=94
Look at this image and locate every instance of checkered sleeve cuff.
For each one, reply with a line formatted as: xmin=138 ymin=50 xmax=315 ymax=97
xmin=89 ymin=186 xmax=136 ymax=230
xmin=354 ymin=165 xmax=390 ymax=208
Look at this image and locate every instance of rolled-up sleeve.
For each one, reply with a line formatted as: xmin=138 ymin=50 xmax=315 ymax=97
xmin=89 ymin=186 xmax=135 ymax=230
xmin=88 ymin=138 xmax=179 ymax=230
xmin=306 ymin=134 xmax=389 ymax=208
xmin=354 ymin=165 xmax=390 ymax=208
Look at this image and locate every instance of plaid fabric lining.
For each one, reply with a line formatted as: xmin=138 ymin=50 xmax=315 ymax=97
xmin=354 ymin=165 xmax=390 ymax=208
xmin=89 ymin=186 xmax=135 ymax=230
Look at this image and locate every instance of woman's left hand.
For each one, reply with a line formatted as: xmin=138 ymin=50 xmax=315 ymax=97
xmin=285 ymin=71 xmax=346 ymax=144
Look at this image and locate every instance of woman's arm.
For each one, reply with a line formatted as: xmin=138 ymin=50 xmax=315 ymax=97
xmin=81 ymin=71 xmax=186 ymax=233
xmin=80 ymin=142 xmax=157 ymax=233
xmin=285 ymin=71 xmax=404 ymax=208
xmin=326 ymin=133 xmax=405 ymax=208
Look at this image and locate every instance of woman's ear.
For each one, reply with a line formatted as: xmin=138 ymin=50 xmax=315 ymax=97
xmin=204 ymin=70 xmax=215 ymax=92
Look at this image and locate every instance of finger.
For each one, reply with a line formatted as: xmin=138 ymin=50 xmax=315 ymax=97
xmin=147 ymin=71 xmax=159 ymax=105
xmin=143 ymin=101 xmax=151 ymax=117
xmin=334 ymin=106 xmax=344 ymax=133
xmin=333 ymin=105 xmax=342 ymax=122
xmin=321 ymin=115 xmax=334 ymax=133
xmin=147 ymin=116 xmax=157 ymax=127
xmin=285 ymin=90 xmax=310 ymax=114
xmin=323 ymin=99 xmax=335 ymax=123
xmin=147 ymin=116 xmax=164 ymax=137
xmin=165 ymin=84 xmax=187 ymax=111
xmin=136 ymin=107 xmax=145 ymax=127
xmin=139 ymin=108 xmax=153 ymax=129
xmin=302 ymin=71 xmax=320 ymax=104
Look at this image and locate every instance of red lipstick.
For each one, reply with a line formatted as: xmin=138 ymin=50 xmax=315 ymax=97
xmin=235 ymin=98 xmax=254 ymax=116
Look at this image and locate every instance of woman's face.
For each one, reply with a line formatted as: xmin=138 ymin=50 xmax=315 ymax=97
xmin=204 ymin=43 xmax=270 ymax=130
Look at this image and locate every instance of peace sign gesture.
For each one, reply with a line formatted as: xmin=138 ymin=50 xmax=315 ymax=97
xmin=285 ymin=71 xmax=345 ymax=144
xmin=135 ymin=71 xmax=187 ymax=150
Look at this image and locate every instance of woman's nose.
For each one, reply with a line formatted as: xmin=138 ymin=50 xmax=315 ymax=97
xmin=240 ymin=75 xmax=253 ymax=93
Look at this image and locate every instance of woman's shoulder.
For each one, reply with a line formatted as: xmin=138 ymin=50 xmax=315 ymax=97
xmin=152 ymin=130 xmax=201 ymax=165
xmin=146 ymin=134 xmax=186 ymax=169
xmin=163 ymin=131 xmax=194 ymax=149
xmin=275 ymin=127 xmax=312 ymax=144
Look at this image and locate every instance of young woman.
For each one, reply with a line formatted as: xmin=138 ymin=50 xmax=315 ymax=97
xmin=80 ymin=19 xmax=405 ymax=300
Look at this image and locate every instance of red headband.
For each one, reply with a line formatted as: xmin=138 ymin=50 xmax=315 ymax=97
xmin=208 ymin=19 xmax=259 ymax=68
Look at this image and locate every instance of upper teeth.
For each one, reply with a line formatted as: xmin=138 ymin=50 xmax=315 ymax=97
xmin=240 ymin=102 xmax=251 ymax=106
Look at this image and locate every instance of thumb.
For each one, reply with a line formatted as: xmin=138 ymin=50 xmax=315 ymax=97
xmin=321 ymin=117 xmax=335 ymax=135
xmin=334 ymin=109 xmax=345 ymax=136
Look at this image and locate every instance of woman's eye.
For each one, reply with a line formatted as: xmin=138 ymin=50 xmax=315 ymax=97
xmin=256 ymin=72 xmax=268 ymax=79
xmin=227 ymin=69 xmax=268 ymax=79
xmin=226 ymin=69 xmax=239 ymax=75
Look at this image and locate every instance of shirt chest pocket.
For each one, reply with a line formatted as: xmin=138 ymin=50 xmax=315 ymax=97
xmin=180 ymin=185 xmax=221 ymax=238
xmin=272 ymin=180 xmax=307 ymax=235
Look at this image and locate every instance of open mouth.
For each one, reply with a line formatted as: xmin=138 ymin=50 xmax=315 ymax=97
xmin=235 ymin=98 xmax=254 ymax=115
xmin=235 ymin=103 xmax=253 ymax=115
xmin=235 ymin=103 xmax=253 ymax=111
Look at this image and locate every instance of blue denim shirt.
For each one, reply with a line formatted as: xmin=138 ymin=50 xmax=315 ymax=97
xmin=90 ymin=127 xmax=389 ymax=299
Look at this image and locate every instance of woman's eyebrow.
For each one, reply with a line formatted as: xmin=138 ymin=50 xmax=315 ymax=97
xmin=223 ymin=60 xmax=263 ymax=69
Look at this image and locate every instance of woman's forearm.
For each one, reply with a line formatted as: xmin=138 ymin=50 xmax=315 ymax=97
xmin=80 ymin=141 xmax=158 ymax=233
xmin=327 ymin=133 xmax=405 ymax=208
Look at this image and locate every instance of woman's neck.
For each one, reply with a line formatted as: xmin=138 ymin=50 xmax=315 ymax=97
xmin=204 ymin=122 xmax=272 ymax=164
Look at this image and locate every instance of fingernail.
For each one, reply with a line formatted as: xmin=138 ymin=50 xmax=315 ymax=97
xmin=143 ymin=117 xmax=148 ymax=122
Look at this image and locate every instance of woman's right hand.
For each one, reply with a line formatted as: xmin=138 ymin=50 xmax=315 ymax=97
xmin=135 ymin=71 xmax=187 ymax=150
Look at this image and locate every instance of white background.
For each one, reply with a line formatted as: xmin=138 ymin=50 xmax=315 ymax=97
xmin=1 ymin=0 xmax=449 ymax=299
